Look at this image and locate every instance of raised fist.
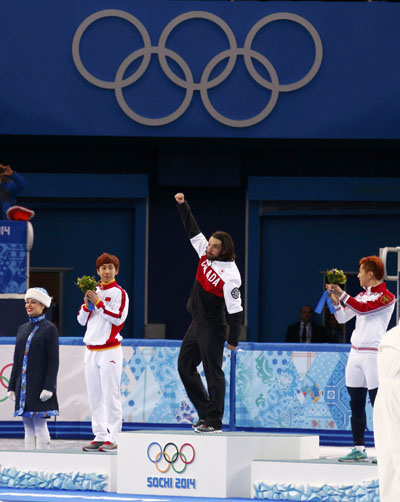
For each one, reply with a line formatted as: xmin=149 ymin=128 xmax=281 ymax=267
xmin=174 ymin=193 xmax=185 ymax=204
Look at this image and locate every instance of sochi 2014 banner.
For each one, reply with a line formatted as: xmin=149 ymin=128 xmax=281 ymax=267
xmin=0 ymin=222 xmax=28 ymax=295
xmin=1 ymin=0 xmax=400 ymax=138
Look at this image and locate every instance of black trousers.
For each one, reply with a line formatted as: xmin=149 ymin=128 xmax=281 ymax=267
xmin=347 ymin=386 xmax=378 ymax=446
xmin=177 ymin=320 xmax=226 ymax=428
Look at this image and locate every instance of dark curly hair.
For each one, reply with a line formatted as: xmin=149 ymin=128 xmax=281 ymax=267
xmin=211 ymin=231 xmax=236 ymax=261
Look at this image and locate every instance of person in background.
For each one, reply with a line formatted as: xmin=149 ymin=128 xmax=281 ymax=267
xmin=0 ymin=163 xmax=27 ymax=219
xmin=7 ymin=288 xmax=59 ymax=450
xmin=326 ymin=314 xmax=345 ymax=343
xmin=77 ymin=253 xmax=129 ymax=452
xmin=285 ymin=305 xmax=326 ymax=343
xmin=327 ymin=255 xmax=395 ymax=462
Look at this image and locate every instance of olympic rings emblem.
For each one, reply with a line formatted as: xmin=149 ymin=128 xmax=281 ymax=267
xmin=72 ymin=9 xmax=323 ymax=128
xmin=0 ymin=364 xmax=12 ymax=403
xmin=147 ymin=442 xmax=195 ymax=473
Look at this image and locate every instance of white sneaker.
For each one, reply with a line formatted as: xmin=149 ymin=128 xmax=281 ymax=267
xmin=36 ymin=438 xmax=50 ymax=450
xmin=24 ymin=437 xmax=36 ymax=450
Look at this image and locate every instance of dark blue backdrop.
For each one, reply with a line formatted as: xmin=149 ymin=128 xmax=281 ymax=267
xmin=20 ymin=173 xmax=148 ymax=339
xmin=2 ymin=1 xmax=400 ymax=138
xmin=247 ymin=176 xmax=400 ymax=342
xmin=260 ymin=212 xmax=399 ymax=342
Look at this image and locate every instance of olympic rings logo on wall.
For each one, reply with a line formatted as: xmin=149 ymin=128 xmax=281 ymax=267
xmin=72 ymin=9 xmax=323 ymax=128
xmin=0 ymin=364 xmax=13 ymax=403
xmin=147 ymin=442 xmax=195 ymax=474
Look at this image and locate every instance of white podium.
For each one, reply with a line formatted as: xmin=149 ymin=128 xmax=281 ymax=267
xmin=117 ymin=430 xmax=319 ymax=498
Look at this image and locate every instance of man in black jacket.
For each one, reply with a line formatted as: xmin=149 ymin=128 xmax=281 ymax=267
xmin=285 ymin=305 xmax=326 ymax=343
xmin=175 ymin=193 xmax=243 ymax=433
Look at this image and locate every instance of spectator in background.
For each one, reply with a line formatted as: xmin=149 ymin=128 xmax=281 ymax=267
xmin=0 ymin=163 xmax=28 ymax=219
xmin=285 ymin=305 xmax=326 ymax=343
xmin=326 ymin=314 xmax=345 ymax=343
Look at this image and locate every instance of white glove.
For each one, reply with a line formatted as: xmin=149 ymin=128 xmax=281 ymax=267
xmin=40 ymin=389 xmax=53 ymax=402
xmin=7 ymin=391 xmax=15 ymax=401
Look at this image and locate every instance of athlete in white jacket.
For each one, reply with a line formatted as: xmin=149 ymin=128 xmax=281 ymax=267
xmin=77 ymin=253 xmax=129 ymax=452
xmin=327 ymin=256 xmax=395 ymax=462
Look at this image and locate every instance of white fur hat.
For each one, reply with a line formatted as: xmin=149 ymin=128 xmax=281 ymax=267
xmin=25 ymin=287 xmax=52 ymax=308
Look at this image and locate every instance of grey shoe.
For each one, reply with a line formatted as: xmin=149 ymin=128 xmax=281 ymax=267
xmin=98 ymin=441 xmax=117 ymax=451
xmin=82 ymin=441 xmax=105 ymax=452
xmin=195 ymin=424 xmax=222 ymax=434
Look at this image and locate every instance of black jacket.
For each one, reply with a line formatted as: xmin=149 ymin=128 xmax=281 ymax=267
xmin=285 ymin=322 xmax=326 ymax=343
xmin=177 ymin=201 xmax=243 ymax=346
xmin=8 ymin=318 xmax=59 ymax=414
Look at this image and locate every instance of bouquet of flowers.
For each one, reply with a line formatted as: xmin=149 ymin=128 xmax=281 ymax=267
xmin=75 ymin=275 xmax=99 ymax=311
xmin=326 ymin=268 xmax=347 ymax=285
xmin=75 ymin=275 xmax=99 ymax=293
xmin=315 ymin=267 xmax=347 ymax=315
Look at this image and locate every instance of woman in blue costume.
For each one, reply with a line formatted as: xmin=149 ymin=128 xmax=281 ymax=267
xmin=7 ymin=288 xmax=59 ymax=449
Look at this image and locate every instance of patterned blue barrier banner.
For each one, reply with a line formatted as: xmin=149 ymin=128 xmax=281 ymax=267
xmin=0 ymin=339 xmax=233 ymax=427
xmin=0 ymin=222 xmax=28 ymax=294
xmin=0 ymin=339 xmax=369 ymax=437
xmin=120 ymin=344 xmax=233 ymax=425
xmin=235 ymin=344 xmax=372 ymax=433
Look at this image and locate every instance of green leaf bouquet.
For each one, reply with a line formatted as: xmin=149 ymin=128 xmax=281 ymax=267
xmin=326 ymin=268 xmax=347 ymax=285
xmin=75 ymin=275 xmax=100 ymax=294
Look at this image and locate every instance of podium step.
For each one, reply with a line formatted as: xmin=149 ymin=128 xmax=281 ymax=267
xmin=117 ymin=430 xmax=319 ymax=498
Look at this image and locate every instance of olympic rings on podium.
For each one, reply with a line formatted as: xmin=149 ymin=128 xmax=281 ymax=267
xmin=147 ymin=441 xmax=195 ymax=473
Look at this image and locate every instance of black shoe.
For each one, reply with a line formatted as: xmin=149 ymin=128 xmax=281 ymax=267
xmin=195 ymin=424 xmax=222 ymax=434
xmin=192 ymin=419 xmax=205 ymax=430
xmin=82 ymin=441 xmax=105 ymax=452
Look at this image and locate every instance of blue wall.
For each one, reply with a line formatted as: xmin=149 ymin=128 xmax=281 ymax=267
xmin=2 ymin=1 xmax=400 ymax=137
xmin=19 ymin=173 xmax=148 ymax=338
xmin=260 ymin=212 xmax=399 ymax=342
xmin=248 ymin=177 xmax=400 ymax=342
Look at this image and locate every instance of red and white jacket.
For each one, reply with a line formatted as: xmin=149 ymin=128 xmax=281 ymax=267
xmin=177 ymin=200 xmax=243 ymax=346
xmin=77 ymin=280 xmax=129 ymax=349
xmin=190 ymin=232 xmax=243 ymax=316
xmin=334 ymin=282 xmax=395 ymax=348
